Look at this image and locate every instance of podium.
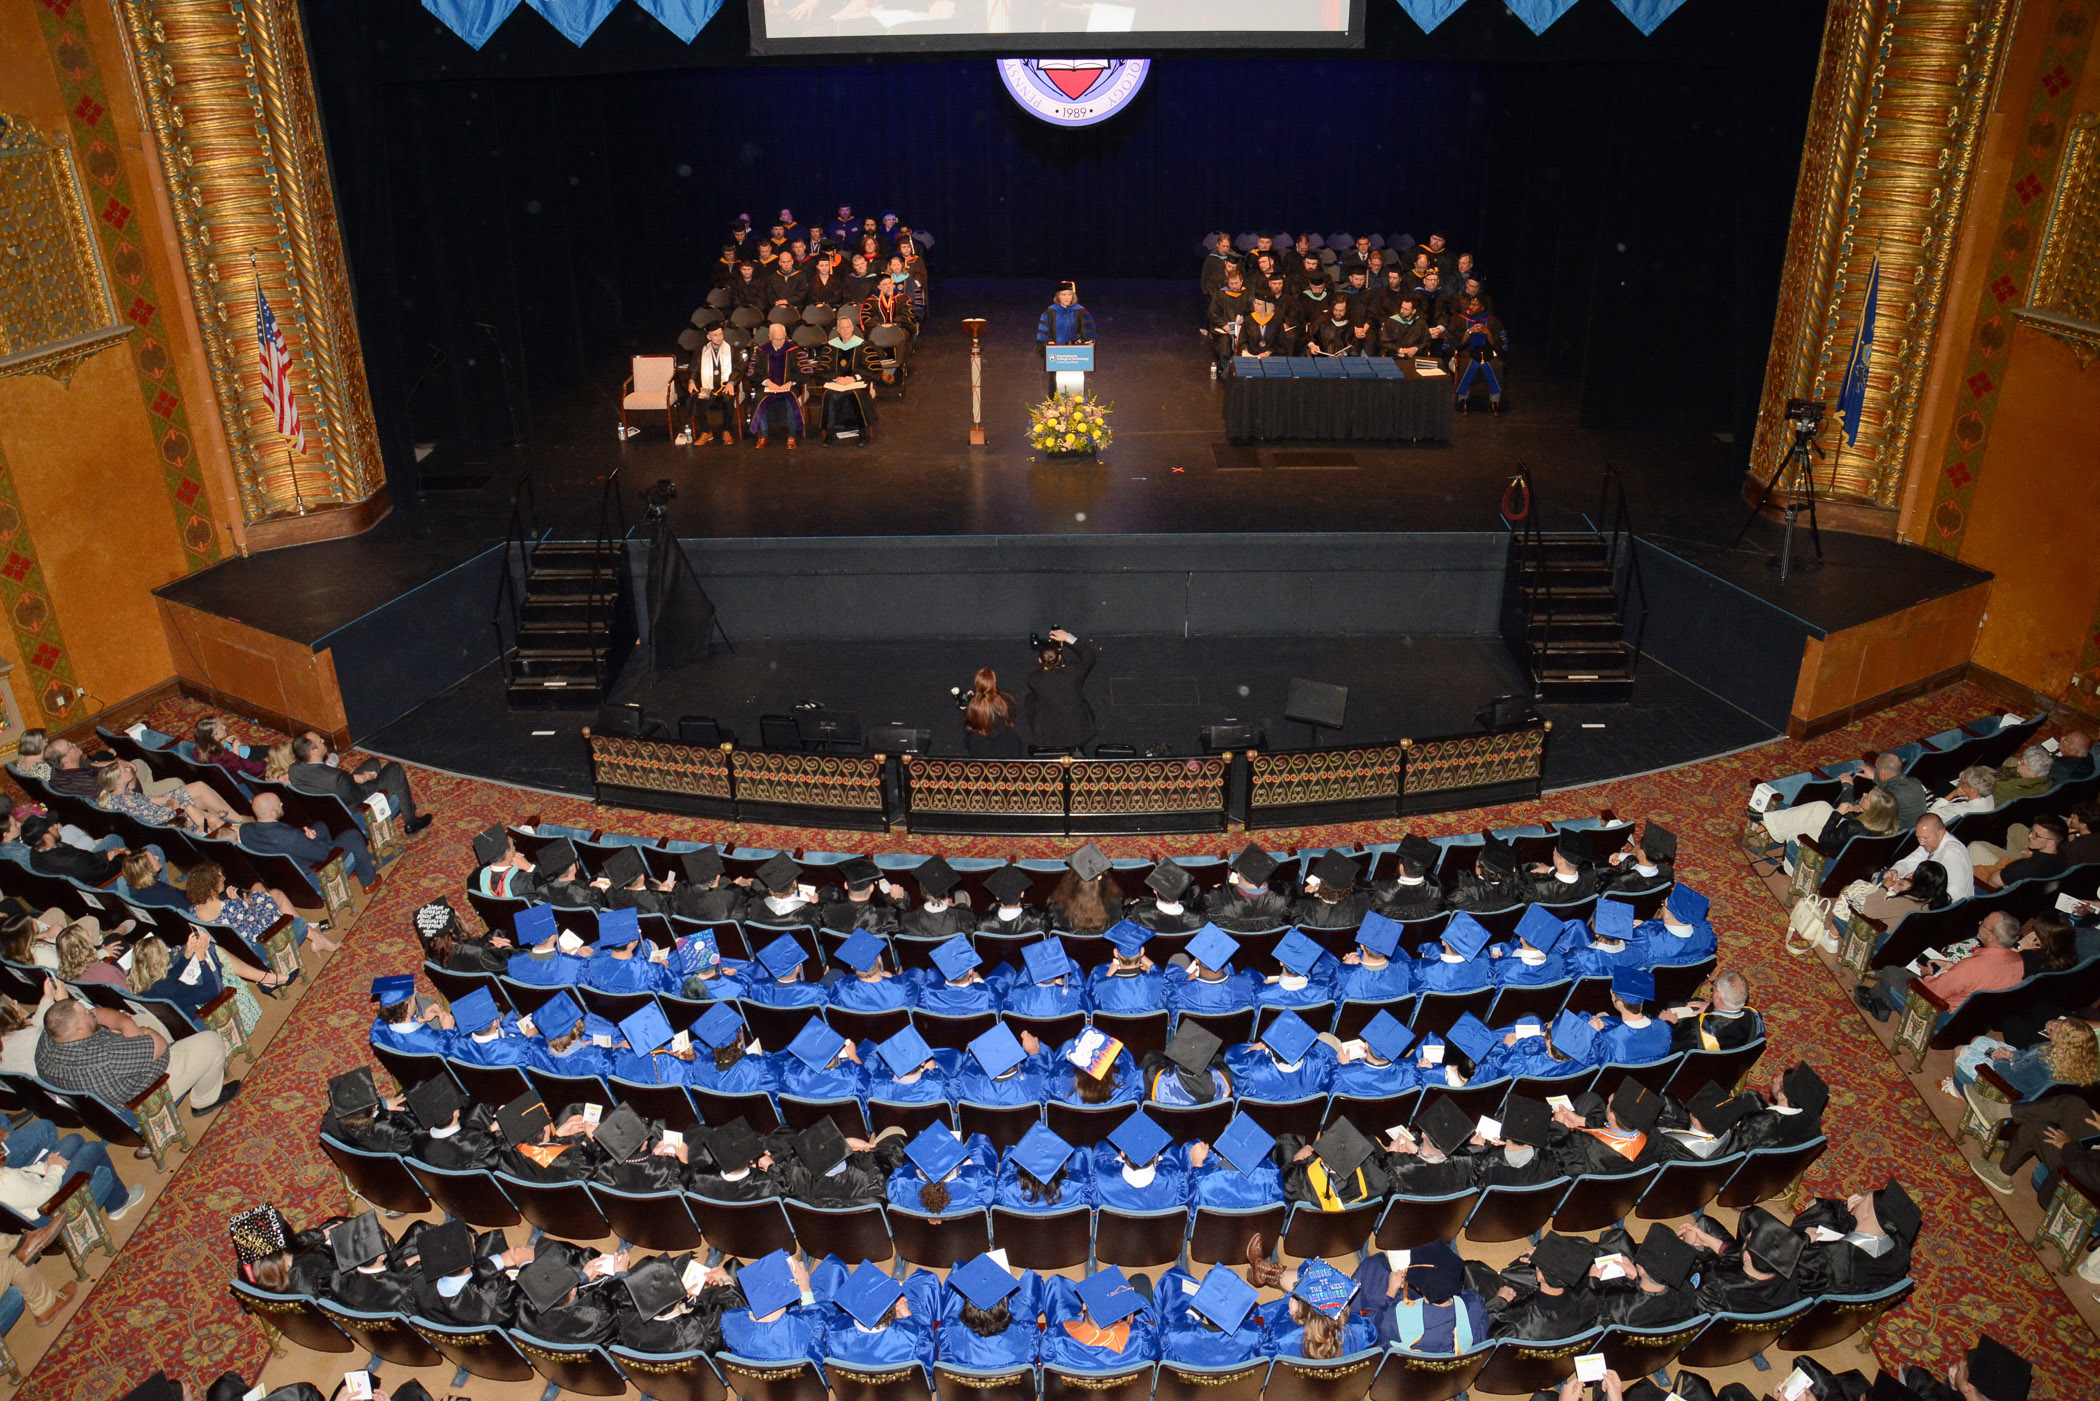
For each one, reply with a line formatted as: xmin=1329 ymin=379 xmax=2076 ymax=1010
xmin=1045 ymin=342 xmax=1094 ymax=396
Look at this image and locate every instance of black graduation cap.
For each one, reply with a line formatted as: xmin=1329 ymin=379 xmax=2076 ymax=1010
xmin=538 ymin=837 xmax=580 ymax=877
xmin=1500 ymin=1095 xmax=1550 ymax=1147
xmin=840 ymin=857 xmax=882 ymax=889
xmin=1231 ymin=843 xmax=1278 ymax=884
xmin=914 ymin=855 xmax=961 ymax=898
xmin=1642 ymin=822 xmax=1678 ymax=861
xmin=1875 ymin=1178 xmax=1921 ymax=1240
xmin=118 ymin=1374 xmax=183 ymax=1401
xmin=1966 ymin=1336 xmax=2033 ymax=1401
xmin=1743 ymin=1213 xmax=1806 ymax=1278
xmin=1533 ymin=1233 xmax=1594 ymax=1289
xmin=793 ymin=1118 xmax=851 ymax=1177
xmin=1145 ymin=859 xmax=1193 ymax=900
xmin=756 ymin=853 xmax=802 ymax=894
xmin=1164 ymin=1020 xmax=1222 ymax=1074
xmin=1611 ymin=1080 xmax=1663 ymax=1133
xmin=1311 ymin=850 xmax=1358 ymax=889
xmin=680 ymin=847 xmax=725 ymax=883
xmin=328 ymin=1210 xmax=387 ymax=1271
xmin=472 ymin=823 xmax=509 ymax=866
xmin=1634 ymin=1224 xmax=1696 ymax=1288
xmin=985 ymin=864 xmax=1033 ymax=905
xmin=517 ymin=1253 xmax=580 ymax=1311
xmin=1419 ymin=1096 xmax=1476 ymax=1155
xmin=327 ymin=1067 xmax=380 ymax=1118
xmin=1478 ymin=836 xmax=1517 ymax=876
xmin=594 ymin=1102 xmax=650 ymax=1163
xmin=404 ymin=1074 xmax=462 ymax=1130
xmin=604 ymin=846 xmax=647 ymax=888
xmin=496 ymin=1091 xmax=550 ymax=1146
xmin=1555 ymin=828 xmax=1593 ymax=863
xmin=1066 ymin=843 xmax=1111 ymax=882
xmin=1397 ymin=833 xmax=1439 ymax=875
xmin=1685 ymin=1082 xmax=1730 ymax=1129
xmin=1312 ymin=1118 xmax=1376 ymax=1179
xmin=624 ymin=1257 xmax=688 ymax=1319
xmin=418 ymin=1219 xmax=475 ymax=1281
xmin=1781 ymin=1062 xmax=1829 ymax=1117
xmin=709 ymin=1118 xmax=766 ymax=1172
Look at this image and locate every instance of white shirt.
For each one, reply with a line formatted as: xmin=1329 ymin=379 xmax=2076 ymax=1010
xmin=1890 ymin=832 xmax=1974 ymax=900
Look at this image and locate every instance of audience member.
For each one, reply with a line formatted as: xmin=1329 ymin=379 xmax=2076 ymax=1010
xmin=37 ymin=996 xmax=238 ymax=1115
xmin=287 ymin=731 xmax=431 ymax=837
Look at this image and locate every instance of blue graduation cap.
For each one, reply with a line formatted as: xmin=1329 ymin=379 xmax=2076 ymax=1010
xmin=1189 ymin=1266 xmax=1258 ymax=1332
xmin=1446 ymin=1011 xmax=1496 ymax=1065
xmin=1593 ymin=899 xmax=1635 ymax=941
xmin=449 ymin=987 xmax=500 ymax=1033
xmin=1187 ymin=924 xmax=1240 ymax=971
xmin=515 ymin=905 xmax=557 ymax=946
xmin=741 ymin=1249 xmax=801 ymax=1317
xmin=1356 ymin=911 xmax=1402 ymax=959
xmin=930 ymin=936 xmax=981 ymax=982
xmin=787 ymin=1019 xmax=847 ymax=1070
xmin=1108 ymin=1109 xmax=1171 ymax=1166
xmin=691 ymin=1002 xmax=745 ymax=1050
xmin=875 ymin=1026 xmax=936 ymax=1078
xmin=968 ymin=1022 xmax=1028 ymax=1079
xmin=1104 ymin=919 xmax=1150 ymax=957
xmin=1262 ymin=1009 xmax=1319 ymax=1065
xmin=757 ymin=934 xmax=809 ymax=981
xmin=837 ymin=930 xmax=887 ymax=973
xmin=531 ymin=992 xmax=582 ymax=1038
xmin=1274 ymin=930 xmax=1327 ymax=978
xmin=1667 ymin=884 xmax=1711 ymax=924
xmin=597 ymin=907 xmax=642 ymax=949
xmin=1441 ymin=913 xmax=1490 ymax=960
xmin=904 ymin=1124 xmax=969 ymax=1183
xmin=1515 ymin=904 xmax=1567 ymax=953
xmin=950 ymin=1253 xmax=1021 ymax=1309
xmin=1612 ymin=967 xmax=1657 ymax=1005
xmin=620 ymin=1003 xmax=673 ymax=1056
xmin=837 ymin=1261 xmax=904 ymax=1328
xmin=1022 ymin=939 xmax=1072 ymax=984
xmin=1360 ymin=1009 xmax=1416 ymax=1064
xmin=1076 ymin=1266 xmax=1146 ymax=1325
xmin=1551 ymin=1008 xmax=1597 ymax=1059
xmin=1010 ymin=1122 xmax=1075 ymax=1182
xmin=370 ymin=975 xmax=416 ymax=1007
xmin=1213 ymin=1111 xmax=1277 ymax=1176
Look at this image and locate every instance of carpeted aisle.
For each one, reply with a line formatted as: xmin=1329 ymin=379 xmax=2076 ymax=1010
xmin=19 ymin=682 xmax=2096 ymax=1398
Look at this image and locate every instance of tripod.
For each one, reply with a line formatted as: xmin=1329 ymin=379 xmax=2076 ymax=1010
xmin=1734 ymin=428 xmax=1825 ymax=581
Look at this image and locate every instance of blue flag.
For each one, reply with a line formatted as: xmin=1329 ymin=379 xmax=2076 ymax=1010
xmin=1837 ymin=253 xmax=1881 ymax=447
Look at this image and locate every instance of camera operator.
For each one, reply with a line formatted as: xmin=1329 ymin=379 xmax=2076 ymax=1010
xmin=959 ymin=668 xmax=1023 ymax=759
xmin=1024 ymin=628 xmax=1096 ymax=756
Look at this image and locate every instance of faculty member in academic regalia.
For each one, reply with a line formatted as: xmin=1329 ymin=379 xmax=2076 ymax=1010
xmin=812 ymin=313 xmax=878 ymax=446
xmin=746 ymin=322 xmax=811 ymax=449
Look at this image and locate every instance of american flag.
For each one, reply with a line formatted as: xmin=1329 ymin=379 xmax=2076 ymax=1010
xmin=256 ymin=285 xmax=305 ymax=452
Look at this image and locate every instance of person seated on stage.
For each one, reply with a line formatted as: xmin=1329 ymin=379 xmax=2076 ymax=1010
xmin=1248 ymin=250 xmax=1281 ymax=296
xmin=730 ymin=258 xmax=768 ymax=311
xmin=711 ymin=239 xmax=742 ymax=290
xmin=1304 ymin=283 xmax=1349 ymax=352
xmin=1368 ymin=264 xmax=1408 ymax=323
xmin=1347 ymin=317 xmax=1378 ymax=355
xmin=1209 ymin=844 xmax=1293 ymax=931
xmin=813 ymin=312 xmax=878 ymax=447
xmin=1237 ymin=283 xmax=1294 ymax=360
xmin=1379 ymin=293 xmax=1434 ymax=360
xmin=1524 ymin=828 xmax=1600 ymax=902
xmin=883 ymin=252 xmax=926 ymax=320
xmin=1199 ymin=232 xmax=1240 ymax=297
xmin=1036 ymin=281 xmax=1096 ymax=397
xmin=1207 ymin=266 xmax=1251 ymax=371
xmin=843 ymin=251 xmax=878 ymax=303
xmin=746 ymin=321 xmax=811 ymax=449
xmin=1452 ymin=294 xmax=1510 ymax=414
xmin=1167 ymin=926 xmax=1258 ymax=1013
xmin=963 ymin=668 xmax=1026 ymax=759
xmin=1461 ymin=274 xmax=1494 ymax=316
xmin=806 ymin=246 xmax=849 ymax=311
xmin=1340 ymin=263 xmax=1374 ymax=313
xmin=1128 ymin=858 xmax=1204 ymax=933
xmin=1289 ymin=250 xmax=1324 ymax=297
xmin=860 ymin=275 xmax=917 ymax=377
xmin=899 ymin=856 xmax=973 ymax=939
xmin=289 ymin=731 xmax=430 ymax=837
xmin=1417 ymin=270 xmax=1457 ymax=333
xmin=681 ymin=323 xmax=740 ymax=447
xmin=1089 ymin=921 xmax=1164 ymax=1012
xmin=1604 ymin=822 xmax=1676 ymax=895
xmin=975 ymin=864 xmax=1049 ymax=935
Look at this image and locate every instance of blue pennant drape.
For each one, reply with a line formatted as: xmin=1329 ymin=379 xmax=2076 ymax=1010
xmin=1609 ymin=0 xmax=1690 ymax=34
xmin=525 ymin=0 xmax=623 ymax=44
xmin=632 ymin=0 xmax=724 ymax=42
xmin=422 ymin=0 xmax=521 ymax=50
xmin=1391 ymin=0 xmax=1470 ymax=31
xmin=1394 ymin=0 xmax=1688 ymax=34
xmin=1505 ymin=0 xmax=1580 ymax=34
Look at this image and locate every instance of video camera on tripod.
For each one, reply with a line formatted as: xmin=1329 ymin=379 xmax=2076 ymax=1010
xmin=1784 ymin=397 xmax=1825 ymax=440
xmin=1734 ymin=397 xmax=1828 ymax=580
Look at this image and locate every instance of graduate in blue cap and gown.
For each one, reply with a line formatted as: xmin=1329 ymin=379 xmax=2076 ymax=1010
xmin=1490 ymin=905 xmax=1573 ymax=986
xmin=1188 ymin=1111 xmax=1285 ymax=1207
xmin=1538 ymin=1007 xmax=1604 ymax=1075
xmin=1053 ymin=1027 xmax=1140 ymax=1106
xmin=1087 ymin=921 xmax=1166 ymax=1012
xmin=582 ymin=908 xmax=678 ymax=995
xmin=954 ymin=1021 xmax=1051 ymax=1106
xmin=864 ymin=1026 xmax=954 ymax=1106
xmin=1226 ymin=1009 xmax=1335 ymax=1100
xmin=912 ymin=937 xmax=1001 ymax=1016
xmin=1004 ymin=939 xmax=1090 ymax=1018
xmin=686 ymin=1004 xmax=781 ymax=1094
xmin=827 ymin=932 xmax=916 ymax=1012
xmin=1591 ymin=968 xmax=1671 ymax=1064
xmin=1167 ymin=926 xmax=1258 ymax=1013
xmin=780 ymin=1020 xmax=868 ymax=1101
xmin=812 ymin=1259 xmax=936 ymax=1369
xmin=1091 ymin=1108 xmax=1192 ymax=1210
xmin=1258 ymin=930 xmax=1339 ymax=1009
xmin=369 ymin=974 xmax=455 ymax=1052
xmin=1643 ymin=883 xmax=1718 ymax=965
xmin=1263 ymin=1260 xmax=1377 ymax=1357
xmin=441 ymin=987 xmax=543 ymax=1068
xmin=1472 ymin=1016 xmax=1563 ymax=1082
xmin=1331 ymin=1009 xmax=1420 ymax=1095
xmin=886 ymin=1124 xmax=996 ymax=1214
xmin=938 ymin=1255 xmax=1044 ymax=1369
xmin=1441 ymin=1012 xmax=1503 ymax=1089
xmin=720 ymin=1249 xmax=829 ymax=1367
xmin=745 ymin=934 xmax=829 ymax=1008
xmin=1338 ymin=913 xmax=1413 ymax=1002
xmin=506 ymin=904 xmax=592 ymax=987
xmin=997 ymin=1122 xmax=1092 ymax=1213
xmin=1414 ymin=913 xmax=1493 ymax=993
xmin=1567 ymin=899 xmax=1649 ymax=978
xmin=1145 ymin=1020 xmax=1233 ymax=1106
xmin=609 ymin=1003 xmax=687 ymax=1085
xmin=1041 ymin=1266 xmax=1160 ymax=1369
xmin=1157 ymin=1262 xmax=1268 ymax=1365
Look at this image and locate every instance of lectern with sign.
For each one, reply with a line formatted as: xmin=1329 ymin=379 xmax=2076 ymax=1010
xmin=1045 ymin=342 xmax=1094 ymax=397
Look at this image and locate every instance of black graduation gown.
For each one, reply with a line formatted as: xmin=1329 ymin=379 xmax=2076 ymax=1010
xmin=1235 ymin=313 xmax=1293 ymax=358
xmin=1024 ymin=642 xmax=1097 ymax=752
xmin=1476 ymin=1147 xmax=1559 ymax=1188
xmin=1692 ymin=1266 xmax=1801 ymax=1315
xmin=975 ymin=909 xmax=1052 ymax=935
xmin=1731 ymin=1105 xmax=1824 ymax=1152
xmin=671 ymin=884 xmax=747 ymax=923
xmin=1668 ymin=1008 xmax=1758 ymax=1054
xmin=1387 ymin=1151 xmax=1478 ymax=1197
xmin=323 ymin=1108 xmax=417 ymax=1155
xmin=1372 ymin=878 xmax=1444 ymax=921
xmin=779 ymin=1149 xmax=888 ymax=1205
xmin=1445 ymin=870 xmax=1521 ymax=912
xmin=1292 ymin=892 xmax=1370 ymax=929
xmin=1207 ymin=288 xmax=1252 ymax=334
xmin=1550 ymin=1122 xmax=1652 ymax=1178
xmin=519 ymin=1282 xmax=620 ymax=1344
xmin=763 ymin=270 xmax=808 ymax=308
xmin=547 ymin=878 xmax=608 ymax=911
xmin=820 ymin=894 xmax=905 ymax=935
xmin=1127 ymin=899 xmax=1205 ymax=933
xmin=1792 ymin=1199 xmax=1911 ymax=1293
xmin=415 ymin=1125 xmax=509 ymax=1173
xmin=1605 ymin=860 xmax=1675 ymax=897
xmin=731 ymin=275 xmax=768 ymax=310
xmin=333 ymin=1266 xmax=416 ymax=1314
xmin=1596 ymin=1279 xmax=1699 ymax=1327
xmin=900 ymin=905 xmax=975 ymax=940
xmin=1490 ymin=1284 xmax=1598 ymax=1341
xmin=411 ymin=1231 xmax=521 ymax=1327
xmin=608 ymin=885 xmax=670 ymax=916
xmin=1276 ymin=1134 xmax=1391 ymax=1207
xmin=690 ymin=1166 xmax=785 ymax=1202
xmin=1309 ymin=317 xmax=1355 ymax=354
xmin=446 ymin=939 xmax=512 ymax=976
xmin=813 ymin=339 xmax=878 ymax=437
xmin=1199 ymin=252 xmax=1241 ymax=297
xmin=1523 ymin=868 xmax=1599 ymax=904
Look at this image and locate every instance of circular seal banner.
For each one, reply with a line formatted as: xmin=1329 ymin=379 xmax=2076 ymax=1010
xmin=997 ymin=59 xmax=1151 ymax=128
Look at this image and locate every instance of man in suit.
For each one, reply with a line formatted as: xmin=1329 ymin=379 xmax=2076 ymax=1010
xmin=240 ymin=790 xmax=378 ymax=892
xmin=288 ymin=732 xmax=431 ymax=836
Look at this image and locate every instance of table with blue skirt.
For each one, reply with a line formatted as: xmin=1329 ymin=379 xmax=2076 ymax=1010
xmin=1222 ymin=356 xmax=1455 ymax=443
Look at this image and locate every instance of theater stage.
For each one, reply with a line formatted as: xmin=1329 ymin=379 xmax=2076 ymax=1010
xmin=153 ymin=279 xmax=1992 ymax=806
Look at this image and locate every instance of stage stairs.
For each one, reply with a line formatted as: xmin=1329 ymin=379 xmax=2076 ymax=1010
xmin=496 ymin=474 xmax=636 ymax=710
xmin=1501 ymin=466 xmax=1648 ymax=703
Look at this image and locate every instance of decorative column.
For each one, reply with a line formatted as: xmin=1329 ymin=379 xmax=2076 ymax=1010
xmin=112 ymin=0 xmax=385 ymax=527
xmin=1750 ymin=0 xmax=2019 ymax=514
xmin=964 ymin=317 xmax=988 ymax=446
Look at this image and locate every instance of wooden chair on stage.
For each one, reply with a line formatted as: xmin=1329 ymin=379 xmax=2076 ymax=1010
xmin=622 ymin=355 xmax=677 ymax=440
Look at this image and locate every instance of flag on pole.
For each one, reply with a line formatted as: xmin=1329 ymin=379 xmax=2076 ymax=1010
xmin=1836 ymin=252 xmax=1880 ymax=448
xmin=256 ymin=282 xmax=306 ymax=454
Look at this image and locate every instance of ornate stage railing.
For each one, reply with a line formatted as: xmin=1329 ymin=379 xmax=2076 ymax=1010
xmin=587 ymin=725 xmax=1548 ymax=835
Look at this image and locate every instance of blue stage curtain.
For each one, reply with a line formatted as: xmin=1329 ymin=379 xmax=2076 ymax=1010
xmin=420 ymin=0 xmax=521 ymax=49
xmin=1505 ymin=0 xmax=1579 ymax=35
xmin=632 ymin=0 xmax=724 ymax=41
xmin=1392 ymin=0 xmax=1470 ymax=30
xmin=1610 ymin=0 xmax=1690 ymax=34
xmin=524 ymin=0 xmax=624 ymax=44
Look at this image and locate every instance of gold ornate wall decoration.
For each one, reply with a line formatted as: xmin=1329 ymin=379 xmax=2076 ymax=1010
xmin=1750 ymin=0 xmax=2019 ymax=508
xmin=2016 ymin=112 xmax=2100 ymax=366
xmin=0 ymin=112 xmax=132 ymax=386
xmin=112 ymin=0 xmax=385 ymax=523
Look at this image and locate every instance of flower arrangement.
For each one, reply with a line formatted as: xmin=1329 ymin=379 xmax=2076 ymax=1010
xmin=1027 ymin=391 xmax=1114 ymax=456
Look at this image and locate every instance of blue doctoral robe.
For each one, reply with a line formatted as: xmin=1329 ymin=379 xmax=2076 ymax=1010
xmin=1594 ymin=1016 xmax=1672 ymax=1065
xmin=1166 ymin=967 xmax=1257 ymax=1014
xmin=1226 ymin=1043 xmax=1337 ymax=1100
xmin=1088 ymin=1142 xmax=1191 ymax=1211
xmin=1040 ymin=1276 xmax=1161 ymax=1370
xmin=937 ymin=1271 xmax=1044 ymax=1368
xmin=507 ymin=950 xmax=588 ymax=986
xmin=583 ymin=954 xmax=676 ymax=995
xmin=1414 ymin=953 xmax=1491 ymax=993
xmin=1337 ymin=961 xmax=1411 ymax=1002
xmin=1003 ymin=981 xmax=1090 ymax=1018
xmin=722 ymin=1307 xmax=829 ymax=1368
xmin=1087 ymin=967 xmax=1166 ymax=1014
xmin=1156 ymin=1266 xmax=1270 ymax=1365
xmin=830 ymin=976 xmax=916 ymax=1012
xmin=1189 ymin=1156 xmax=1285 ymax=1208
xmin=1258 ymin=1297 xmax=1375 ymax=1358
xmin=995 ymin=1156 xmax=1094 ymax=1212
xmin=1490 ymin=950 xmax=1568 ymax=986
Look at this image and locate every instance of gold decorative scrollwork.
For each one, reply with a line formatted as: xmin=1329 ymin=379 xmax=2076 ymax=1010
xmin=2016 ymin=113 xmax=2100 ymax=366
xmin=1404 ymin=727 xmax=1547 ymax=796
xmin=905 ymin=756 xmax=1066 ymax=816
xmin=0 ymin=112 xmax=130 ymax=385
xmin=1068 ymin=756 xmax=1226 ymax=816
xmin=1049 ymin=1369 xmax=1150 ymax=1390
xmin=588 ymin=735 xmax=733 ymax=800
xmin=1248 ymin=744 xmax=1406 ymax=811
xmin=731 ymin=749 xmax=886 ymax=812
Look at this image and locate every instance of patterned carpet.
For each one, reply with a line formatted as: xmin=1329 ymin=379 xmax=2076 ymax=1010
xmin=19 ymin=682 xmax=2096 ymax=1399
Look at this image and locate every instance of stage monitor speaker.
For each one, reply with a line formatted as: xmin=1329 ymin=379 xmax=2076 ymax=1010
xmin=1200 ymin=722 xmax=1263 ymax=753
xmin=678 ymin=715 xmax=727 ymax=746
xmin=599 ymin=702 xmax=664 ymax=738
xmin=1284 ymin=678 xmax=1348 ymax=731
xmin=796 ymin=709 xmax=862 ymax=746
xmin=1477 ymin=694 xmax=1541 ymax=732
xmin=867 ymin=725 xmax=931 ymax=754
